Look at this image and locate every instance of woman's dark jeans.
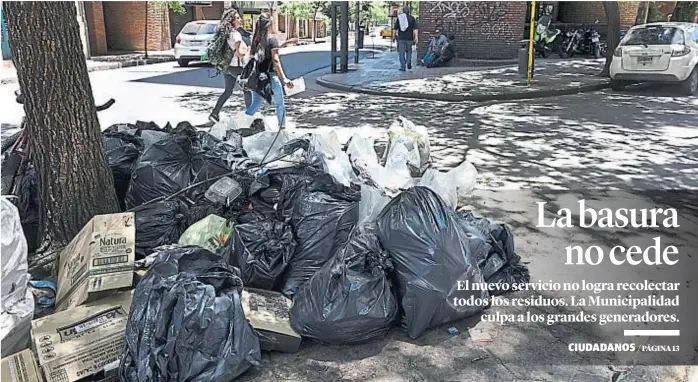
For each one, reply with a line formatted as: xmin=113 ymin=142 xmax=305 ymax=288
xmin=212 ymin=67 xmax=252 ymax=116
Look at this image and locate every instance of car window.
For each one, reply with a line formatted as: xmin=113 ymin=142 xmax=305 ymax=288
xmin=623 ymin=26 xmax=685 ymax=46
xmin=181 ymin=23 xmax=217 ymax=35
xmin=692 ymin=27 xmax=698 ymax=43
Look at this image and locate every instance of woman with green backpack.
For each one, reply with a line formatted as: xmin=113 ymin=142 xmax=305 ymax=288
xmin=209 ymin=8 xmax=251 ymax=124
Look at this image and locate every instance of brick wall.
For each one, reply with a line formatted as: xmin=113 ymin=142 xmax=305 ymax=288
xmin=418 ymin=1 xmax=527 ymax=60
xmin=558 ymin=1 xmax=640 ymax=26
xmin=200 ymin=3 xmax=224 ymax=20
xmin=85 ymin=2 xmax=108 ymax=55
xmin=103 ymin=1 xmax=171 ymax=52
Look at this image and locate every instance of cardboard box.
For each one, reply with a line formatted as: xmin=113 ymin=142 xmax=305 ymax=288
xmin=55 ymin=213 xmax=135 ymax=312
xmin=1 ymin=349 xmax=43 ymax=382
xmin=31 ymin=292 xmax=132 ymax=382
xmin=241 ymin=288 xmax=301 ymax=353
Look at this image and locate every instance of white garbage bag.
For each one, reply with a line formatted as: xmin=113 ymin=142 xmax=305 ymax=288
xmin=346 ymin=133 xmax=378 ymax=165
xmin=210 ymin=112 xmax=259 ymax=140
xmin=382 ymin=117 xmax=431 ymax=176
xmin=0 ymin=197 xmax=34 ymax=357
xmin=448 ymin=161 xmax=478 ymax=206
xmin=242 ymin=130 xmax=300 ymax=169
xmin=358 ymin=185 xmax=391 ymax=226
xmin=1 ymin=197 xmax=29 ymax=312
xmin=308 ymin=131 xmax=356 ymax=187
xmin=418 ymin=169 xmax=457 ymax=210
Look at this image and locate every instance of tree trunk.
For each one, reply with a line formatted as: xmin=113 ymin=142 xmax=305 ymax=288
xmin=6 ymin=2 xmax=120 ymax=247
xmin=601 ymin=1 xmax=621 ymax=77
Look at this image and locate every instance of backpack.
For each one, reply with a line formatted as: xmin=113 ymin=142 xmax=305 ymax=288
xmin=238 ymin=58 xmax=272 ymax=103
xmin=205 ymin=33 xmax=235 ymax=72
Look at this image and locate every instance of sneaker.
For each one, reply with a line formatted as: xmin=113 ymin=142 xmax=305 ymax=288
xmin=399 ymin=67 xmax=406 ymax=72
xmin=407 ymin=64 xmax=412 ymax=70
xmin=208 ymin=113 xmax=220 ymax=124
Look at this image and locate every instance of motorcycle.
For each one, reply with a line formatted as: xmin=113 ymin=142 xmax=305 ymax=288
xmin=533 ymin=15 xmax=561 ymax=58
xmin=558 ymin=22 xmax=605 ymax=59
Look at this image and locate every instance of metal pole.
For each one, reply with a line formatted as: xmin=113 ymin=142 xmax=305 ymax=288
xmin=354 ymin=1 xmax=360 ymax=64
xmin=340 ymin=1 xmax=349 ymax=73
xmin=642 ymin=1 xmax=650 ymax=24
xmin=527 ymin=1 xmax=536 ymax=86
xmin=331 ymin=2 xmax=337 ymax=73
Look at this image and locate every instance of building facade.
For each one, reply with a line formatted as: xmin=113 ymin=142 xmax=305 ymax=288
xmin=417 ymin=1 xmax=643 ymax=60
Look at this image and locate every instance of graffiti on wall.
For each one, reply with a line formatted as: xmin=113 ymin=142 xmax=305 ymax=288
xmin=430 ymin=1 xmax=471 ymax=36
xmin=429 ymin=1 xmax=513 ymax=41
xmin=471 ymin=2 xmax=511 ymax=38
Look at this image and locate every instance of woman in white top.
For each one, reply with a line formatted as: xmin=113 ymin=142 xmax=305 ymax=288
xmin=210 ymin=9 xmax=250 ymax=123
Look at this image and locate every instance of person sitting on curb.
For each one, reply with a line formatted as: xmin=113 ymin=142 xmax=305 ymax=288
xmin=426 ymin=34 xmax=456 ymax=69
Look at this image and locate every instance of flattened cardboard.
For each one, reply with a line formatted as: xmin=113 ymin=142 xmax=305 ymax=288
xmin=31 ymin=293 xmax=132 ymax=382
xmin=241 ymin=288 xmax=301 ymax=353
xmin=1 ymin=349 xmax=43 ymax=382
xmin=55 ymin=213 xmax=135 ymax=311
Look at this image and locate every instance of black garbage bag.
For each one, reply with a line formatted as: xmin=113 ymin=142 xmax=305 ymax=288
xmin=105 ymin=144 xmax=141 ymax=211
xmin=133 ymin=200 xmax=190 ymax=258
xmin=17 ymin=164 xmax=39 ymax=254
xmin=454 ymin=211 xmax=530 ymax=295
xmin=290 ymin=226 xmax=398 ymax=344
xmin=376 ymin=187 xmax=489 ymax=340
xmin=120 ymin=246 xmax=261 ymax=382
xmin=279 ymin=174 xmax=360 ymax=298
xmin=125 ymin=134 xmax=232 ymax=208
xmin=225 ymin=219 xmax=296 ymax=290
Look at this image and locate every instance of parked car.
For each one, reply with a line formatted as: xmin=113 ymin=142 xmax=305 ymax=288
xmin=174 ymin=20 xmax=219 ymax=67
xmin=610 ymin=22 xmax=698 ymax=95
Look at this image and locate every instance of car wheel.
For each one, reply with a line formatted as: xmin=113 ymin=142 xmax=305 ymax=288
xmin=177 ymin=59 xmax=190 ymax=67
xmin=610 ymin=79 xmax=626 ymax=91
xmin=679 ymin=66 xmax=698 ymax=96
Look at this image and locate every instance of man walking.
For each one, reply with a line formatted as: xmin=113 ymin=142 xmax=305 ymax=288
xmin=393 ymin=6 xmax=418 ymax=71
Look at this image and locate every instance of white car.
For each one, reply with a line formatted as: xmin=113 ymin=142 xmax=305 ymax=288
xmin=174 ymin=20 xmax=219 ymax=67
xmin=610 ymin=22 xmax=698 ymax=95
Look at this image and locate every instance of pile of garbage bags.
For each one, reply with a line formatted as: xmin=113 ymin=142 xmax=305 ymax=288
xmin=1 ymin=116 xmax=531 ymax=381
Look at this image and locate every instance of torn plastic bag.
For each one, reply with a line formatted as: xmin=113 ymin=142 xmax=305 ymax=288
xmin=290 ymin=226 xmax=398 ymax=344
xmin=376 ymin=187 xmax=489 ymax=339
xmin=133 ymin=200 xmax=190 ymax=258
xmin=454 ymin=212 xmax=529 ymax=294
xmin=1 ymin=197 xmax=34 ymax=357
xmin=381 ymin=117 xmax=431 ymax=177
xmin=225 ymin=219 xmax=295 ymax=290
xmin=126 ymin=134 xmax=232 ymax=208
xmin=280 ymin=174 xmax=360 ymax=298
xmin=178 ymin=214 xmax=232 ymax=253
xmin=120 ymin=246 xmax=261 ymax=382
xmin=307 ymin=131 xmax=356 ymax=187
xmin=358 ymin=185 xmax=391 ymax=226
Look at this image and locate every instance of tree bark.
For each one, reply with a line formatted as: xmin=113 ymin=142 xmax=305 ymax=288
xmin=6 ymin=2 xmax=120 ymax=247
xmin=601 ymin=1 xmax=621 ymax=77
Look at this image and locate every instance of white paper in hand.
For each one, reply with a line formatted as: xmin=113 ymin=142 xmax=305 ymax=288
xmin=285 ymin=77 xmax=305 ymax=97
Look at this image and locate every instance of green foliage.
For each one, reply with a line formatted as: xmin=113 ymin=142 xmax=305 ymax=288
xmin=280 ymin=1 xmax=327 ymax=19
xmin=670 ymin=1 xmax=697 ymax=22
xmin=166 ymin=1 xmax=186 ymax=15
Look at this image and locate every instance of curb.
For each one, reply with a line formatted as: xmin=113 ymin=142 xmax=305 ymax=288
xmin=1 ymin=56 xmax=175 ymax=85
xmin=316 ymin=76 xmax=610 ymax=102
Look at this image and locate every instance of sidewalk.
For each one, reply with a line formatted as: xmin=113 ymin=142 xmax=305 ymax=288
xmin=1 ymin=51 xmax=175 ymax=85
xmin=316 ymin=50 xmax=610 ymax=102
